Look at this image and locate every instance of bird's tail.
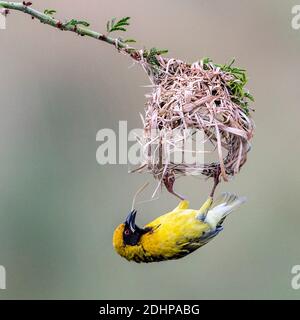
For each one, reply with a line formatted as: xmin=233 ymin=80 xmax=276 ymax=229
xmin=203 ymin=192 xmax=247 ymax=231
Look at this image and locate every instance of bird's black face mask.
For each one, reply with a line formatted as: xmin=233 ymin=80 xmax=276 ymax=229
xmin=123 ymin=210 xmax=151 ymax=246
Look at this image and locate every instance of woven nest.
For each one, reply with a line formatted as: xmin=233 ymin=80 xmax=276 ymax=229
xmin=132 ymin=52 xmax=255 ymax=191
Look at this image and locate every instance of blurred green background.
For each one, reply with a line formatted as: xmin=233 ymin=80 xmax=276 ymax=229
xmin=0 ymin=0 xmax=299 ymax=299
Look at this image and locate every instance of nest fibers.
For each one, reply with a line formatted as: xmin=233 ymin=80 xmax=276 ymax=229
xmin=132 ymin=53 xmax=255 ymax=192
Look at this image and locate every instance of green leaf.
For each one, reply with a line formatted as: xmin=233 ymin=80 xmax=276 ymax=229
xmin=143 ymin=47 xmax=169 ymax=67
xmin=117 ymin=17 xmax=130 ymax=24
xmin=107 ymin=16 xmax=131 ymax=33
xmin=202 ymin=57 xmax=214 ymax=70
xmin=76 ymin=20 xmax=90 ymax=27
xmin=44 ymin=9 xmax=57 ymax=16
xmin=156 ymin=49 xmax=169 ymax=55
xmin=227 ymin=58 xmax=235 ymax=68
xmin=202 ymin=57 xmax=212 ymax=64
xmin=111 ymin=27 xmax=126 ymax=32
xmin=244 ymin=92 xmax=254 ymax=102
xmin=65 ymin=19 xmax=90 ymax=28
xmin=123 ymin=38 xmax=136 ymax=43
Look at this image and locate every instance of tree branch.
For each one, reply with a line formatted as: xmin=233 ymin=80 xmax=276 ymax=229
xmin=0 ymin=1 xmax=140 ymax=59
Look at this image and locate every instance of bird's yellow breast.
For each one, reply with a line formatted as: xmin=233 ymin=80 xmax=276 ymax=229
xmin=141 ymin=209 xmax=209 ymax=260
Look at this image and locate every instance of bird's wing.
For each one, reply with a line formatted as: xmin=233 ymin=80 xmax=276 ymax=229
xmin=143 ymin=209 xmax=210 ymax=260
xmin=204 ymin=193 xmax=247 ymax=230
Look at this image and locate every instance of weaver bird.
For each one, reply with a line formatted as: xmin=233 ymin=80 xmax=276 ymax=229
xmin=113 ymin=193 xmax=246 ymax=263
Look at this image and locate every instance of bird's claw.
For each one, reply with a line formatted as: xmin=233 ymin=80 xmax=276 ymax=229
xmin=163 ymin=173 xmax=186 ymax=201
xmin=210 ymin=165 xmax=221 ymax=198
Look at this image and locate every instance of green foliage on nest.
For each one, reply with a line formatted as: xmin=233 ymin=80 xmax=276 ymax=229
xmin=104 ymin=16 xmax=253 ymax=115
xmin=202 ymin=58 xmax=254 ymax=115
xmin=143 ymin=48 xmax=169 ymax=67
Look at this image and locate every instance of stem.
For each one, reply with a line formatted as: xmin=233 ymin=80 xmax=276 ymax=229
xmin=0 ymin=1 xmax=139 ymax=58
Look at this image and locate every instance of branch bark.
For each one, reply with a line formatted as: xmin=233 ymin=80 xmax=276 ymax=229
xmin=0 ymin=1 xmax=139 ymax=59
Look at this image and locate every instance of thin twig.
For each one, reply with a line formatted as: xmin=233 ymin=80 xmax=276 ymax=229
xmin=0 ymin=1 xmax=139 ymax=58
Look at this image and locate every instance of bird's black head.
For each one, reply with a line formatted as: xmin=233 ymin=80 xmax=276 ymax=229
xmin=123 ymin=210 xmax=151 ymax=246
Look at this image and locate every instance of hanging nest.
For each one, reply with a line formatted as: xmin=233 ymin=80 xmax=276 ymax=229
xmin=131 ymin=50 xmax=255 ymax=194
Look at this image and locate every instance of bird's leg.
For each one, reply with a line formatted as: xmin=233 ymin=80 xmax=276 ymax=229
xmin=199 ymin=167 xmax=221 ymax=216
xmin=210 ymin=165 xmax=221 ymax=199
xmin=163 ymin=173 xmax=186 ymax=201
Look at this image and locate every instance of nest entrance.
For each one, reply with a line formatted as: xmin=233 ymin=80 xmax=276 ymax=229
xmin=132 ymin=54 xmax=254 ymax=196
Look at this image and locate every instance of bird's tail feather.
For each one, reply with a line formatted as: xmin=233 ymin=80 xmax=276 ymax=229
xmin=203 ymin=192 xmax=246 ymax=231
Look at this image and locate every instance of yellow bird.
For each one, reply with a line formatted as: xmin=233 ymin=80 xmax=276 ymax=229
xmin=113 ymin=193 xmax=246 ymax=263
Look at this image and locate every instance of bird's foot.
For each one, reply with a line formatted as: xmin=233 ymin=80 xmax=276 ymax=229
xmin=163 ymin=173 xmax=186 ymax=201
xmin=210 ymin=165 xmax=221 ymax=199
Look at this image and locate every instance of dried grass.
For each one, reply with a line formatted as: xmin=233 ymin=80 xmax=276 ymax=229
xmin=131 ymin=52 xmax=255 ymax=192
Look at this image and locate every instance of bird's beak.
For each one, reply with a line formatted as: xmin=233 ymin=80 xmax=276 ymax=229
xmin=125 ymin=210 xmax=137 ymax=233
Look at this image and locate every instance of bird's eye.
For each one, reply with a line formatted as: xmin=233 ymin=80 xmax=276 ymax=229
xmin=124 ymin=229 xmax=130 ymax=236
